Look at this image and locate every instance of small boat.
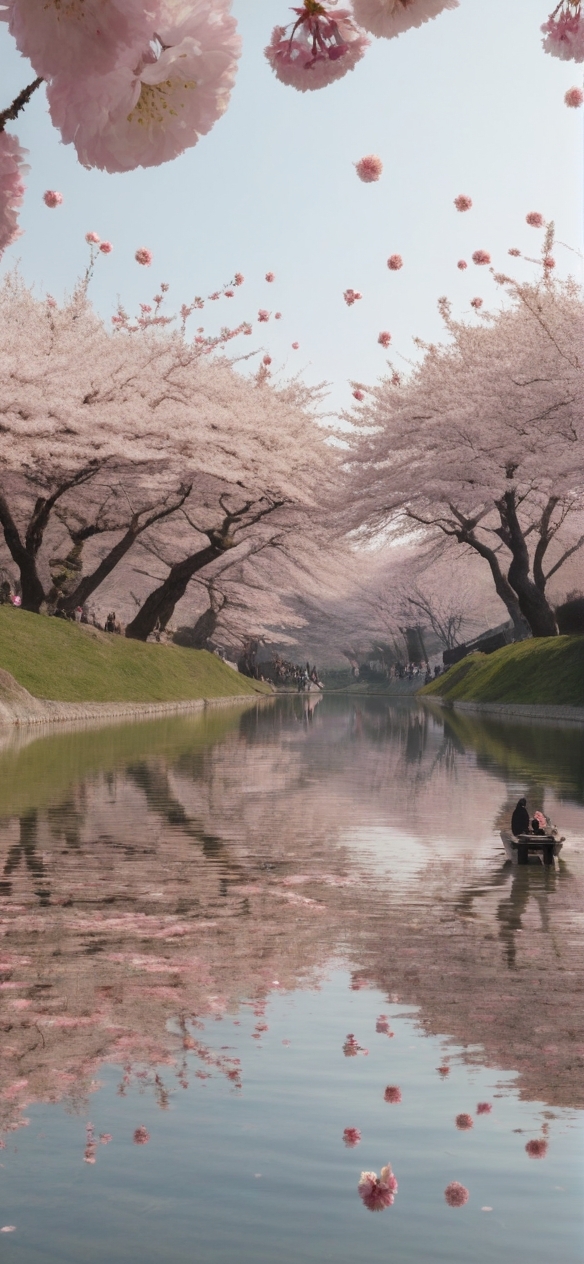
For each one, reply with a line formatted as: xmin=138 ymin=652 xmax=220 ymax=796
xmin=500 ymin=829 xmax=564 ymax=866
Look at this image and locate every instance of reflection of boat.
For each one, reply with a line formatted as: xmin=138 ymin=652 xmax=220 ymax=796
xmin=500 ymin=830 xmax=564 ymax=866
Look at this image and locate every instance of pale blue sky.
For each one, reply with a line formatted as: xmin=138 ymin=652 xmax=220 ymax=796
xmin=1 ymin=0 xmax=582 ymax=404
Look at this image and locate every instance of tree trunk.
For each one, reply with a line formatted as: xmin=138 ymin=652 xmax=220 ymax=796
xmin=0 ymin=494 xmax=46 ymax=611
xmin=455 ymin=527 xmax=531 ymax=640
xmin=125 ymin=542 xmax=222 ymax=641
xmin=497 ymin=492 xmax=558 ymax=637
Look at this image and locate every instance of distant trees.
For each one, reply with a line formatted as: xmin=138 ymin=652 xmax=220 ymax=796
xmin=343 ymin=260 xmax=584 ymax=638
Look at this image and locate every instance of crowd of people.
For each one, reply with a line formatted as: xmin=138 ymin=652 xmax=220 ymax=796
xmin=262 ymin=656 xmax=321 ymax=691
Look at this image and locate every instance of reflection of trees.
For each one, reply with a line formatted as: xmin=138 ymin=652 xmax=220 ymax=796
xmin=0 ymin=696 xmax=582 ymax=1140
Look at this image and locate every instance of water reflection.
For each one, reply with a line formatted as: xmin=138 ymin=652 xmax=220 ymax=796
xmin=0 ymin=697 xmax=582 ymax=1156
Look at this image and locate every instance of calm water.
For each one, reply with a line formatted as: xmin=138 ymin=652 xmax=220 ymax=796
xmin=0 ymin=697 xmax=582 ymax=1263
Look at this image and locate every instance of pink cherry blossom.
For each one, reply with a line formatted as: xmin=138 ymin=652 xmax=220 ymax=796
xmin=224 ymin=289 xmax=234 ymax=297
xmin=265 ymin=5 xmax=369 ymax=92
xmin=358 ymin=1164 xmax=397 ymax=1211
xmin=378 ymin=331 xmax=392 ymax=348
xmin=0 ymin=131 xmax=28 ymax=256
xmin=263 ymin=355 xmax=272 ymax=365
xmin=99 ymin=1133 xmax=113 ymax=1144
xmin=543 ymin=256 xmax=556 ymax=269
xmin=135 ymin=248 xmax=152 ymax=267
xmin=99 ymin=241 xmax=113 ymax=254
xmin=343 ymin=1127 xmax=362 ymax=1146
xmin=565 ymin=85 xmax=584 ymax=105
xmin=133 ymin=1126 xmax=150 ymax=1145
xmin=508 ymin=247 xmax=521 ymax=256
xmin=343 ymin=1032 xmax=368 ymax=1055
xmin=542 ymin=3 xmax=584 ymax=62
xmin=470 ymin=297 xmax=483 ymax=310
xmin=43 ymin=189 xmax=63 ymax=208
xmin=457 ymin=260 xmax=468 ymax=270
xmin=355 ymin=154 xmax=383 ymax=183
xmin=344 ymin=288 xmax=362 ymax=305
xmin=353 ymin=389 xmax=365 ymax=401
xmin=265 ymin=272 xmax=275 ymax=282
xmin=292 ymin=341 xmax=299 ymax=349
xmin=384 ymin=1085 xmax=402 ymax=1103
xmin=526 ymin=211 xmax=545 ymax=227
xmin=1 ymin=0 xmax=154 ymax=80
xmin=525 ymin=1138 xmax=548 ymax=1158
xmin=234 ymin=273 xmax=244 ymax=286
xmin=455 ymin=1112 xmax=473 ymax=1130
xmin=352 ymin=0 xmax=459 ymax=39
xmin=258 ymin=309 xmax=270 ymax=322
xmin=476 ymin=1102 xmax=492 ymax=1114
xmin=437 ymin=1065 xmax=450 ymax=1077
xmin=472 ymin=250 xmax=491 ymax=265
xmin=387 ymin=254 xmax=403 ymax=271
xmin=47 ymin=1 xmax=242 ymax=174
xmin=275 ymin=311 xmax=282 ymax=319
xmin=454 ymin=193 xmax=473 ymax=211
xmin=445 ymin=1181 xmax=469 ymax=1207
xmin=86 ymin=231 xmax=100 ymax=244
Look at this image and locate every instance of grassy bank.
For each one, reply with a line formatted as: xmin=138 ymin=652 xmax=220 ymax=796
xmin=420 ymin=636 xmax=584 ymax=707
xmin=0 ymin=607 xmax=271 ymax=703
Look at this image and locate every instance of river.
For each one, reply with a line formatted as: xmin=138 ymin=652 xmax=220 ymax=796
xmin=0 ymin=696 xmax=582 ymax=1263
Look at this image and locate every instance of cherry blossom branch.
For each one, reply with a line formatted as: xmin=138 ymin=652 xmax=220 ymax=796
xmin=0 ymin=78 xmax=43 ymax=132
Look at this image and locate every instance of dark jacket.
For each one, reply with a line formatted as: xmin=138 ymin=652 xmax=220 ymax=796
xmin=511 ymin=803 xmax=530 ymax=836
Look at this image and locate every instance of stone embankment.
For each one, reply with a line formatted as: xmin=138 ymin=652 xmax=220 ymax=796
xmin=0 ymin=668 xmax=270 ymax=728
xmin=423 ymin=696 xmax=584 ymax=726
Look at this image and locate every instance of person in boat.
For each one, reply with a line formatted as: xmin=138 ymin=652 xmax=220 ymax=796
xmin=511 ymin=797 xmax=530 ymax=837
xmin=531 ymin=817 xmax=546 ymax=836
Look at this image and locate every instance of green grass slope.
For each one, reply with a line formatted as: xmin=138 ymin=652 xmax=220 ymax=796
xmin=0 ymin=607 xmax=271 ymax=703
xmin=420 ymin=636 xmax=584 ymax=707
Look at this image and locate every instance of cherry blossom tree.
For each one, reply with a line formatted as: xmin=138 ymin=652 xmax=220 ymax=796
xmin=342 ymin=246 xmax=584 ymax=638
xmin=0 ymin=260 xmax=340 ymax=629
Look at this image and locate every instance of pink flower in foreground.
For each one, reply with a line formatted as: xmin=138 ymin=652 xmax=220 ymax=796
xmin=445 ymin=1181 xmax=469 ymax=1207
xmin=454 ymin=193 xmax=473 ymax=212
xmin=565 ymin=85 xmax=584 ymax=106
xmin=543 ymin=255 xmax=556 ymax=270
xmin=344 ymin=288 xmax=362 ymax=306
xmin=358 ymin=1165 xmax=397 ymax=1212
xmin=291 ymin=341 xmax=299 ymax=349
xmin=224 ymin=289 xmax=234 ymax=297
xmin=43 ymin=189 xmax=63 ymax=208
xmin=542 ymin=4 xmax=584 ymax=62
xmin=85 ymin=231 xmax=100 ymax=244
xmin=472 ymin=249 xmax=491 ymax=265
xmin=525 ymin=1138 xmax=548 ymax=1159
xmin=263 ymin=355 xmax=272 ymax=365
xmin=457 ymin=259 xmax=468 ymax=270
xmin=378 ymin=330 xmax=392 ymax=348
xmin=355 ymin=154 xmax=383 ymax=183
xmin=133 ymin=1126 xmax=150 ymax=1145
xmin=275 ymin=311 xmax=282 ymax=319
xmin=387 ymin=253 xmax=403 ymax=271
xmin=135 ymin=248 xmax=152 ymax=267
xmin=343 ymin=1127 xmax=362 ymax=1147
xmin=456 ymin=1113 xmax=473 ymax=1130
xmin=47 ymin=1 xmax=242 ymax=173
xmin=508 ymin=247 xmax=521 ymax=257
xmin=258 ymin=309 xmax=270 ymax=322
xmin=265 ymin=271 xmax=275 ymax=282
xmin=384 ymin=1085 xmax=402 ymax=1103
xmin=476 ymin=1102 xmax=492 ymax=1115
xmin=234 ymin=273 xmax=244 ymax=286
xmin=470 ymin=297 xmax=483 ymax=310
xmin=353 ymin=389 xmax=365 ymax=401
xmin=0 ymin=132 xmax=28 ymax=256
xmin=526 ymin=211 xmax=545 ymax=227
xmin=265 ymin=5 xmax=369 ymax=93
xmin=352 ymin=0 xmax=459 ymax=40
xmin=99 ymin=241 xmax=113 ymax=254
xmin=3 ymin=0 xmax=152 ymax=80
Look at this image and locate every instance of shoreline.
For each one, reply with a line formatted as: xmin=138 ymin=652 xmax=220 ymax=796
xmin=0 ymin=691 xmax=273 ymax=729
xmin=422 ymin=696 xmax=584 ymax=726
